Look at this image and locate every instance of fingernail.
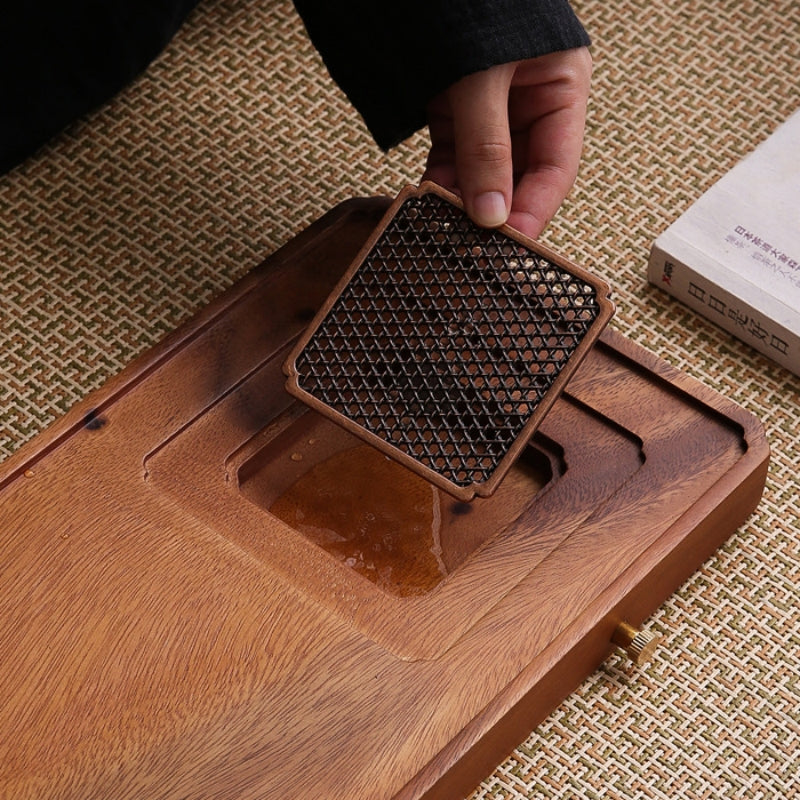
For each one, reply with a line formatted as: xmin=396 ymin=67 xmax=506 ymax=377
xmin=472 ymin=191 xmax=508 ymax=228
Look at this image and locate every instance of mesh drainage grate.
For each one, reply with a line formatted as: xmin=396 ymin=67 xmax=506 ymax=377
xmin=284 ymin=183 xmax=614 ymax=500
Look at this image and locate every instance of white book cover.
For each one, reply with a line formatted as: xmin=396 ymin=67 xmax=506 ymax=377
xmin=648 ymin=107 xmax=800 ymax=375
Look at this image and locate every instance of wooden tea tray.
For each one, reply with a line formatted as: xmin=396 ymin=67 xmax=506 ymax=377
xmin=0 ymin=198 xmax=769 ymax=799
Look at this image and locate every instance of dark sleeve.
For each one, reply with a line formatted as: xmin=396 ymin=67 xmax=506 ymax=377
xmin=292 ymin=0 xmax=590 ymax=150
xmin=0 ymin=1 xmax=200 ymax=174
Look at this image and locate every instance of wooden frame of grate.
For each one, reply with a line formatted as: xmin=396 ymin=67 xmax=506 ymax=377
xmin=284 ymin=183 xmax=615 ymax=500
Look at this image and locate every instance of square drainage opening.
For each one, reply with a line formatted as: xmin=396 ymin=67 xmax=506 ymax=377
xmin=238 ymin=408 xmax=560 ymax=598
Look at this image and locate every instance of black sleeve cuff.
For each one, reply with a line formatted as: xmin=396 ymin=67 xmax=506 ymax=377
xmin=292 ymin=0 xmax=590 ymax=150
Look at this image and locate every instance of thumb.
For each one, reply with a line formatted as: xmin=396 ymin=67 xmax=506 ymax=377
xmin=448 ymin=64 xmax=515 ymax=228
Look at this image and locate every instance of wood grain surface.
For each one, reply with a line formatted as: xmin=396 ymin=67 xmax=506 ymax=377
xmin=0 ymin=198 xmax=769 ymax=800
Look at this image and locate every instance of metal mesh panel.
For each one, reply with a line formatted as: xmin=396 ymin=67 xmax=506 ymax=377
xmin=288 ymin=188 xmax=610 ymax=497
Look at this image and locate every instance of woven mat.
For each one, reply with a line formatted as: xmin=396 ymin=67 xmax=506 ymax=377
xmin=1 ymin=0 xmax=797 ymax=797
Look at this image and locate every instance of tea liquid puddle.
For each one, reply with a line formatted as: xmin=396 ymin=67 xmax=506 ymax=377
xmin=270 ymin=444 xmax=448 ymax=597
xmin=265 ymin=422 xmax=553 ymax=597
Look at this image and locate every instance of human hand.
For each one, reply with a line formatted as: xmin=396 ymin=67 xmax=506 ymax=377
xmin=423 ymin=48 xmax=592 ymax=239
